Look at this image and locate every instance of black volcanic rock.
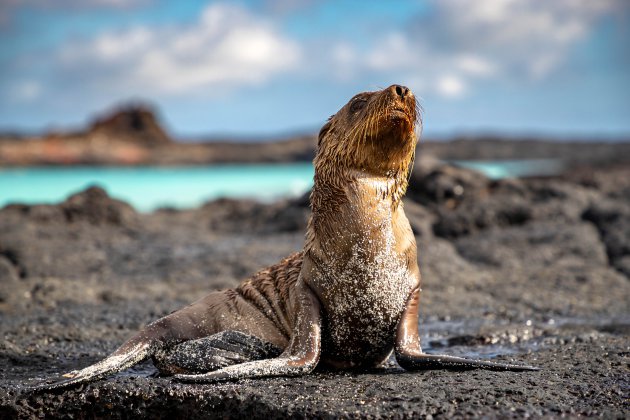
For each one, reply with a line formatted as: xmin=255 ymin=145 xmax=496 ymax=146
xmin=0 ymin=256 xmax=20 ymax=305
xmin=407 ymin=156 xmax=490 ymax=208
xmin=407 ymin=157 xmax=617 ymax=241
xmin=1 ymin=186 xmax=138 ymax=227
xmin=0 ymin=187 xmax=138 ymax=292
xmin=201 ymin=192 xmax=310 ymax=234
xmin=432 ymin=193 xmax=532 ymax=238
xmin=406 ymin=159 xmax=532 ymax=238
xmin=61 ymin=186 xmax=137 ymax=226
xmin=1 ymin=162 xmax=629 ymax=418
xmin=583 ymin=199 xmax=630 ymax=276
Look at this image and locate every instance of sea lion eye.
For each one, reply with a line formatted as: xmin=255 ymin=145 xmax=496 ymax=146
xmin=350 ymin=99 xmax=366 ymax=113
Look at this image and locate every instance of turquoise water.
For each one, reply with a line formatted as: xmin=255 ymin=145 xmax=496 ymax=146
xmin=0 ymin=164 xmax=315 ymax=212
xmin=0 ymin=159 xmax=564 ymax=212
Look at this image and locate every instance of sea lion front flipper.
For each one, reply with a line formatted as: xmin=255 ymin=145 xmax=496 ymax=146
xmin=173 ymin=280 xmax=322 ymax=383
xmin=395 ymin=288 xmax=540 ymax=372
xmin=153 ymin=330 xmax=283 ymax=375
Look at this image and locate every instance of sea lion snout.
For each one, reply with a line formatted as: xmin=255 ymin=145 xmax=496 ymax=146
xmin=384 ymin=84 xmax=416 ymax=121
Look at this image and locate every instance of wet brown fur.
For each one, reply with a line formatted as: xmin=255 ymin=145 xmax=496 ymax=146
xmin=151 ymin=85 xmax=421 ymax=368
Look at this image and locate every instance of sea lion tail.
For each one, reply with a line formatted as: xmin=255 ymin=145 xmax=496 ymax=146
xmin=24 ymin=338 xmax=155 ymax=393
xmin=398 ymin=353 xmax=540 ymax=372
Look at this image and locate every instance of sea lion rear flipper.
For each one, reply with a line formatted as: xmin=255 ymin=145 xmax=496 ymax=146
xmin=25 ymin=337 xmax=153 ymax=393
xmin=396 ymin=352 xmax=540 ymax=372
xmin=395 ymin=288 xmax=540 ymax=372
xmin=173 ymin=280 xmax=321 ymax=383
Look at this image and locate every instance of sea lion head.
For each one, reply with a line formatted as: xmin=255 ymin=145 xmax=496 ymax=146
xmin=315 ymin=84 xmax=421 ymax=181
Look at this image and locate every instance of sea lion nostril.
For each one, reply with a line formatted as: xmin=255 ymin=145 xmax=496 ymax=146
xmin=394 ymin=85 xmax=409 ymax=99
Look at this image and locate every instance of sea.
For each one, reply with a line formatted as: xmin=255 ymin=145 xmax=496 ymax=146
xmin=0 ymin=159 xmax=563 ymax=212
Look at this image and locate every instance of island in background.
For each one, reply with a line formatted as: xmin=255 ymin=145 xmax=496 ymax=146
xmin=1 ymin=104 xmax=629 ymax=168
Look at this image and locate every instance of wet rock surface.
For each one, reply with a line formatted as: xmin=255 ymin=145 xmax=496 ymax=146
xmin=1 ymin=163 xmax=629 ymax=418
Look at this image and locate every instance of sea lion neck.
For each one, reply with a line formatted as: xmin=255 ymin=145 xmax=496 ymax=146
xmin=306 ymin=166 xmax=406 ymax=258
xmin=313 ymin=167 xmax=400 ymax=207
xmin=310 ymin=158 xmax=411 ymax=214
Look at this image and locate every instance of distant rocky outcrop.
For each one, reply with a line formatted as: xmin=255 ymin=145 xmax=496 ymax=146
xmin=0 ymin=104 xmax=318 ymax=166
xmin=0 ymin=105 xmax=174 ymax=165
xmin=88 ymin=105 xmax=172 ymax=146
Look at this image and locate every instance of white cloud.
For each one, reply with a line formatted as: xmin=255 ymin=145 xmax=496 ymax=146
xmin=436 ymin=75 xmax=466 ymax=98
xmin=455 ymin=55 xmax=496 ymax=77
xmin=430 ymin=0 xmax=620 ymax=78
xmin=334 ymin=0 xmax=620 ymax=98
xmin=53 ymin=3 xmax=300 ymax=96
xmin=3 ymin=0 xmax=623 ymax=120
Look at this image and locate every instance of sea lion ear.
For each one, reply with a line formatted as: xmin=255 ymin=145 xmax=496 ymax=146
xmin=318 ymin=119 xmax=333 ymax=147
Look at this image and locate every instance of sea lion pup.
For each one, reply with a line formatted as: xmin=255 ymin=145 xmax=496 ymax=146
xmin=31 ymin=84 xmax=537 ymax=391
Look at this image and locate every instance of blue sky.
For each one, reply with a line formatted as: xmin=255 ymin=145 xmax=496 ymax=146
xmin=1 ymin=0 xmax=629 ymax=139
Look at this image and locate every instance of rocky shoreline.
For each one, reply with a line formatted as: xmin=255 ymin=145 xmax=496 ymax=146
xmin=0 ymin=157 xmax=629 ymax=418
